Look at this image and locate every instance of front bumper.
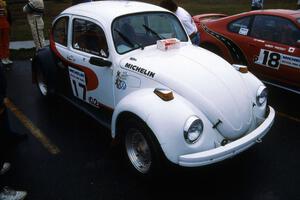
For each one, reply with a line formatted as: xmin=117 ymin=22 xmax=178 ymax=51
xmin=178 ymin=106 xmax=275 ymax=167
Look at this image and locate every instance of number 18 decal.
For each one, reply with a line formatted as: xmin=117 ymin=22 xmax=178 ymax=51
xmin=68 ymin=67 xmax=87 ymax=101
xmin=255 ymin=49 xmax=281 ymax=69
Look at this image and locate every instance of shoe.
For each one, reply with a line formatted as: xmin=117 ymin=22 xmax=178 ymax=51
xmin=0 ymin=187 xmax=27 ymax=200
xmin=1 ymin=59 xmax=9 ymax=65
xmin=0 ymin=162 xmax=11 ymax=175
xmin=4 ymin=58 xmax=13 ymax=64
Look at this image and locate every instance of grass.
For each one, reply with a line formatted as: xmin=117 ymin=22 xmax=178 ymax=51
xmin=8 ymin=0 xmax=297 ymax=59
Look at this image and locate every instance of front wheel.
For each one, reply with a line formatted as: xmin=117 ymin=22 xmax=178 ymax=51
xmin=122 ymin=118 xmax=162 ymax=176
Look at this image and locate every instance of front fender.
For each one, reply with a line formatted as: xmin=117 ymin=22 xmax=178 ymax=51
xmin=112 ymin=88 xmax=220 ymax=164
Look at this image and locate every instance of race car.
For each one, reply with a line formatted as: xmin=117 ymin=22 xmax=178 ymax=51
xmin=194 ymin=10 xmax=300 ymax=94
xmin=32 ymin=1 xmax=275 ymax=176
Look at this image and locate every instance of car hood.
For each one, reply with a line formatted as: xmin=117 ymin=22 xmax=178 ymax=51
xmin=120 ymin=45 xmax=253 ymax=139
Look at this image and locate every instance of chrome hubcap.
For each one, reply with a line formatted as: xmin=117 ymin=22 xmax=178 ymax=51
xmin=125 ymin=128 xmax=151 ymax=174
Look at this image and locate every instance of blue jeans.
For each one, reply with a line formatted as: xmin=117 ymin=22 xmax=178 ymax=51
xmin=191 ymin=32 xmax=200 ymax=46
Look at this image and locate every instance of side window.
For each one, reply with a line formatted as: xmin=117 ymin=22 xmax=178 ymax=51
xmin=250 ymin=15 xmax=300 ymax=46
xmin=228 ymin=17 xmax=251 ymax=35
xmin=53 ymin=17 xmax=69 ymax=46
xmin=72 ymin=18 xmax=109 ymax=58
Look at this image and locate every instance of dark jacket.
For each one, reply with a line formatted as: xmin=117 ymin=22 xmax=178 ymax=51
xmin=0 ymin=65 xmax=7 ymax=106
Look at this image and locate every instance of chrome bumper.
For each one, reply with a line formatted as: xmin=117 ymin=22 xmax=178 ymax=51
xmin=178 ymin=106 xmax=275 ymax=167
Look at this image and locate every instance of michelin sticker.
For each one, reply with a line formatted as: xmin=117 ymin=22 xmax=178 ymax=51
xmin=255 ymin=49 xmax=300 ymax=69
xmin=68 ymin=67 xmax=87 ymax=101
xmin=123 ymin=63 xmax=156 ymax=78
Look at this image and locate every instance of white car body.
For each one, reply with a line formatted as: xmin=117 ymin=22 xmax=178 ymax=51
xmin=33 ymin=1 xmax=275 ymax=173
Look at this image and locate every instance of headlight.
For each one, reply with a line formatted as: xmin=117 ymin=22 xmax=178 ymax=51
xmin=183 ymin=116 xmax=204 ymax=144
xmin=256 ymin=86 xmax=268 ymax=106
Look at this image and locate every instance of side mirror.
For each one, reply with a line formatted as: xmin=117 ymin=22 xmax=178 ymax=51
xmin=89 ymin=57 xmax=112 ymax=67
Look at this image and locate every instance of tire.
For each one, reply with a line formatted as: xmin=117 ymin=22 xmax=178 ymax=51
xmin=35 ymin=64 xmax=49 ymax=98
xmin=121 ymin=117 xmax=162 ymax=177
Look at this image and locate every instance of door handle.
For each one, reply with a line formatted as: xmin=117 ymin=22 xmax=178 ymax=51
xmin=67 ymin=55 xmax=75 ymax=62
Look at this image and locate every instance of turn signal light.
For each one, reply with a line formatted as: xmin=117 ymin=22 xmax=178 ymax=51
xmin=232 ymin=64 xmax=248 ymax=73
xmin=154 ymin=88 xmax=174 ymax=101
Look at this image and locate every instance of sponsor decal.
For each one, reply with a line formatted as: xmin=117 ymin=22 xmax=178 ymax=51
xmin=288 ymin=47 xmax=295 ymax=53
xmin=68 ymin=67 xmax=87 ymax=101
xmin=254 ymin=38 xmax=265 ymax=43
xmin=238 ymin=28 xmax=249 ymax=36
xmin=255 ymin=49 xmax=300 ymax=69
xmin=115 ymin=71 xmax=127 ymax=90
xmin=264 ymin=44 xmax=286 ymax=51
xmin=202 ymin=24 xmax=248 ymax=65
xmin=88 ymin=96 xmax=101 ymax=108
xmin=124 ymin=63 xmax=156 ymax=78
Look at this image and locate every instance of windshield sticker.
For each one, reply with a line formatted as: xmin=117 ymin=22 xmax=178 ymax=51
xmin=239 ymin=28 xmax=249 ymax=36
xmin=123 ymin=63 xmax=155 ymax=78
xmin=115 ymin=71 xmax=127 ymax=90
xmin=255 ymin=49 xmax=300 ymax=69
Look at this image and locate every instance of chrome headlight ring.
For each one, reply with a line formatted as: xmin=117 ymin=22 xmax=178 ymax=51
xmin=183 ymin=116 xmax=204 ymax=144
xmin=256 ymin=86 xmax=268 ymax=106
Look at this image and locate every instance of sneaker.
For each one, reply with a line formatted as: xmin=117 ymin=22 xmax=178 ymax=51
xmin=4 ymin=58 xmax=13 ymax=64
xmin=0 ymin=162 xmax=11 ymax=175
xmin=1 ymin=59 xmax=9 ymax=65
xmin=0 ymin=187 xmax=27 ymax=200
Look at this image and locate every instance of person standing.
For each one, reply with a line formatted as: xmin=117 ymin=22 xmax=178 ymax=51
xmin=23 ymin=0 xmax=45 ymax=51
xmin=159 ymin=0 xmax=200 ymax=46
xmin=0 ymin=0 xmax=13 ymax=66
xmin=0 ymin=65 xmax=27 ymax=200
xmin=251 ymin=0 xmax=264 ymax=10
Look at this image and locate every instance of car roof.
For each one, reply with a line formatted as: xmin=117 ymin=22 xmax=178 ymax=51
xmin=248 ymin=9 xmax=300 ymax=19
xmin=61 ymin=1 xmax=167 ymax=23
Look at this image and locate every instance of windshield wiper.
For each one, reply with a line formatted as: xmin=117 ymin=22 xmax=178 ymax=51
xmin=114 ymin=29 xmax=144 ymax=50
xmin=142 ymin=24 xmax=165 ymax=40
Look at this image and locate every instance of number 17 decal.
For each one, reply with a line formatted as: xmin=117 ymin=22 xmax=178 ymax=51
xmin=68 ymin=67 xmax=87 ymax=101
xmin=255 ymin=49 xmax=281 ymax=69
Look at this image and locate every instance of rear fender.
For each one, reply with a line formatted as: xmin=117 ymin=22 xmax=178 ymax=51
xmin=32 ymin=47 xmax=57 ymax=93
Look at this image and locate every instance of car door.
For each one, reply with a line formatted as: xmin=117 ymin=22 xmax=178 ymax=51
xmin=68 ymin=17 xmax=114 ymax=109
xmin=220 ymin=15 xmax=254 ymax=66
xmin=52 ymin=16 xmax=114 ymax=109
xmin=248 ymin=15 xmax=300 ymax=88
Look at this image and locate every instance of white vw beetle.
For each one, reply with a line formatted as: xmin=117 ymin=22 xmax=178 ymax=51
xmin=32 ymin=1 xmax=275 ymax=175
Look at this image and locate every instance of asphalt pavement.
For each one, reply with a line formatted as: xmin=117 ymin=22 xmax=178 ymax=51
xmin=9 ymin=40 xmax=49 ymax=50
xmin=2 ymin=60 xmax=300 ymax=200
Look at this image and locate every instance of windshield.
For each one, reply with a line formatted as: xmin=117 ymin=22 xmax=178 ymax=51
xmin=112 ymin=12 xmax=188 ymax=54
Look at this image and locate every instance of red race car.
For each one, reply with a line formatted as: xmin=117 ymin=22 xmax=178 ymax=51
xmin=194 ymin=10 xmax=300 ymax=94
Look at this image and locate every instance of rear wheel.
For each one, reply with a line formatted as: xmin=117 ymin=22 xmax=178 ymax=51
xmin=36 ymin=66 xmax=48 ymax=97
